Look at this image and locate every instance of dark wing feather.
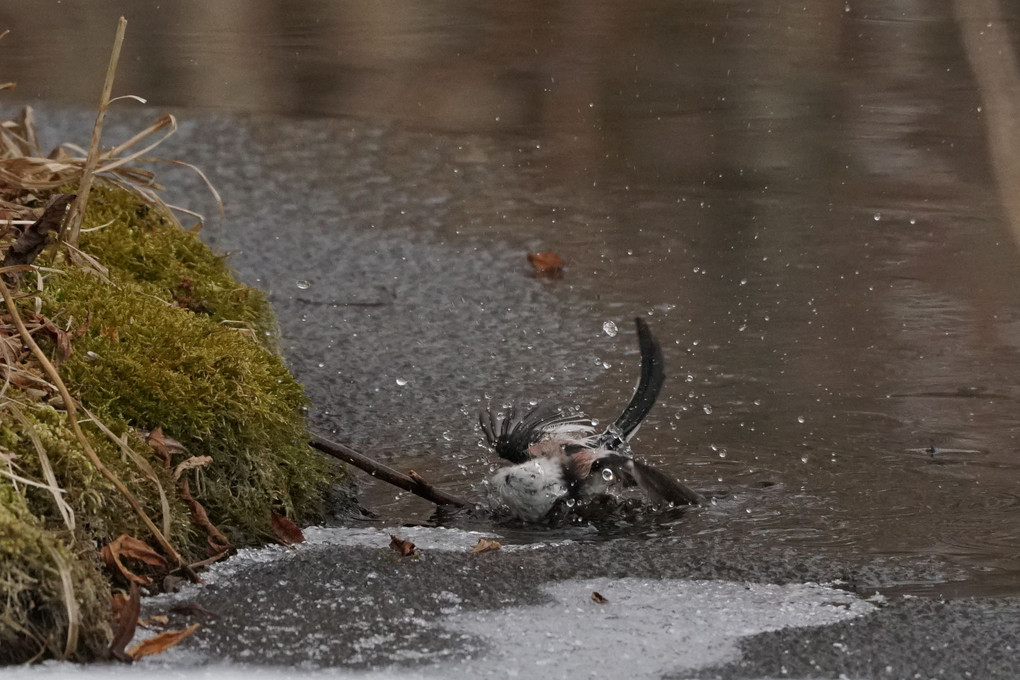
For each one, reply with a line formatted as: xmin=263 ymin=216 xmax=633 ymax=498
xmin=629 ymin=458 xmax=703 ymax=506
xmin=600 ymin=317 xmax=666 ymax=450
xmin=583 ymin=452 xmax=702 ymax=506
xmin=479 ymin=404 xmax=590 ymax=464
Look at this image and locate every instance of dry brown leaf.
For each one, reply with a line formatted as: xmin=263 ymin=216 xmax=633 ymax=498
xmin=389 ymin=534 xmax=419 ymax=557
xmin=270 ymin=514 xmax=305 ymax=545
xmin=146 ymin=426 xmax=187 ymax=469
xmin=0 ymin=193 xmax=74 ymax=269
xmin=591 ymin=591 xmax=609 ymax=605
xmin=110 ymin=591 xmax=129 ymax=622
xmin=109 ymin=583 xmax=140 ymax=662
xmin=527 ymin=251 xmax=565 ymax=277
xmin=179 ymin=477 xmax=231 ymax=554
xmin=139 ymin=614 xmax=169 ymax=628
xmin=126 ymin=623 xmax=199 ymax=660
xmin=101 ymin=534 xmax=167 ymax=585
xmin=172 ymin=455 xmax=212 ymax=481
xmin=471 ymin=538 xmax=502 ymax=553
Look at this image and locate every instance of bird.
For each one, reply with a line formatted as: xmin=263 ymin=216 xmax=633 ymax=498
xmin=479 ymin=318 xmax=703 ymax=522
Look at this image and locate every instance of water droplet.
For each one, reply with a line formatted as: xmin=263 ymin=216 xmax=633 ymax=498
xmin=602 ymin=361 xmax=611 ymax=369
xmin=565 ymin=498 xmax=576 ymax=507
xmin=296 ymin=280 xmax=311 ymax=290
xmin=601 ymin=468 xmax=615 ymax=482
xmin=442 ymin=431 xmax=453 ymax=441
xmin=801 ymin=455 xmax=809 ymax=463
xmin=703 ymin=404 xmax=713 ymax=415
xmin=395 ymin=377 xmax=408 ymax=386
xmin=602 ymin=321 xmax=618 ymax=337
xmin=797 ymin=415 xmax=805 ymax=423
xmin=873 ymin=212 xmax=881 ymax=222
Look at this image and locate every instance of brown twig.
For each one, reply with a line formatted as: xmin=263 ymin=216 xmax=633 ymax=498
xmin=309 ymin=434 xmax=472 ymax=508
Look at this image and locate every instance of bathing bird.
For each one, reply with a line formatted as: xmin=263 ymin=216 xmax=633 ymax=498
xmin=479 ymin=318 xmax=702 ymax=522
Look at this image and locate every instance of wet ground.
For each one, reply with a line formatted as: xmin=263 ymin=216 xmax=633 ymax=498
xmin=3 ymin=0 xmax=1020 ymax=676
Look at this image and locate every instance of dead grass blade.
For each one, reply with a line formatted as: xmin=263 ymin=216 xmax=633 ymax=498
xmin=46 ymin=545 xmax=80 ymax=659
xmin=96 ymin=114 xmax=176 ymax=174
xmin=64 ymin=16 xmax=127 ymax=246
xmin=6 ymin=402 xmax=75 ymax=531
xmin=82 ymin=406 xmax=174 ymax=540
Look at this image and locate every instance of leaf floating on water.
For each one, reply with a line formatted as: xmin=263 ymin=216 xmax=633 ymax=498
xmin=126 ymin=623 xmax=199 ymax=660
xmin=101 ymin=534 xmax=167 ymax=585
xmin=527 ymin=251 xmax=565 ymax=277
xmin=389 ymin=534 xmax=419 ymax=557
xmin=271 ymin=513 xmax=305 ymax=545
xmin=471 ymin=537 xmax=502 ymax=553
xmin=591 ymin=591 xmax=609 ymax=605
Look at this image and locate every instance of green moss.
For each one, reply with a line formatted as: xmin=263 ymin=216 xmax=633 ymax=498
xmin=41 ymin=265 xmax=330 ymax=540
xmin=78 ymin=185 xmax=278 ymax=345
xmin=0 ymin=485 xmax=110 ymax=663
xmin=1 ymin=181 xmax=344 ymax=662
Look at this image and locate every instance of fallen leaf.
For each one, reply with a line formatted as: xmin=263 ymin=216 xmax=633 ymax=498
xmin=101 ymin=535 xmax=167 ymax=585
xmin=109 ymin=583 xmax=140 ymax=662
xmin=271 ymin=514 xmax=305 ymax=545
xmin=126 ymin=623 xmax=199 ymax=660
xmin=471 ymin=538 xmax=502 ymax=553
xmin=389 ymin=534 xmax=419 ymax=557
xmin=178 ymin=477 xmax=231 ymax=554
xmin=110 ymin=591 xmax=129 ymax=622
xmin=146 ymin=426 xmax=188 ymax=469
xmin=527 ymin=251 xmax=565 ymax=277
xmin=139 ymin=614 xmax=169 ymax=628
xmin=1 ymin=193 xmax=74 ymax=269
xmin=591 ymin=591 xmax=609 ymax=604
xmin=172 ymin=455 xmax=213 ymax=481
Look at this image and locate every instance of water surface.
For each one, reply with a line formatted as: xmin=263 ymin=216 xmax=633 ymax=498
xmin=3 ymin=0 xmax=1020 ymax=597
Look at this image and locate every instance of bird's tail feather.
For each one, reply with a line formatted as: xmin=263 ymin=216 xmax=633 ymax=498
xmin=602 ymin=317 xmax=665 ymax=449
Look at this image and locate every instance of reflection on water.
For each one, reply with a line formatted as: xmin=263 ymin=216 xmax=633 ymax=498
xmin=3 ymin=1 xmax=1020 ymax=597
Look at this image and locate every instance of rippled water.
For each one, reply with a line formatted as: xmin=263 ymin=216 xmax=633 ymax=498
xmin=3 ymin=0 xmax=1020 ymax=597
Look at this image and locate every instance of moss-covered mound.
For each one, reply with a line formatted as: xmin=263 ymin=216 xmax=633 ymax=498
xmin=0 ymin=183 xmax=342 ymax=663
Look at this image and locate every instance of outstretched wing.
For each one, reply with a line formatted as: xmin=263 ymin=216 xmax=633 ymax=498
xmin=600 ymin=317 xmax=666 ymax=450
xmin=479 ymin=404 xmax=594 ymax=464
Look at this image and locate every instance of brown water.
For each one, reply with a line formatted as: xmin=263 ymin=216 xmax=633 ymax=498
xmin=4 ymin=0 xmax=1020 ymax=597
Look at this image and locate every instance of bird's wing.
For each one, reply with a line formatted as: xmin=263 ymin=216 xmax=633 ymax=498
xmin=479 ymin=404 xmax=594 ymax=464
xmin=577 ymin=451 xmax=702 ymax=506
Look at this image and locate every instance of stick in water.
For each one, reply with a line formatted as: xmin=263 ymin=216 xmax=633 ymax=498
xmin=309 ymin=434 xmax=472 ymax=508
